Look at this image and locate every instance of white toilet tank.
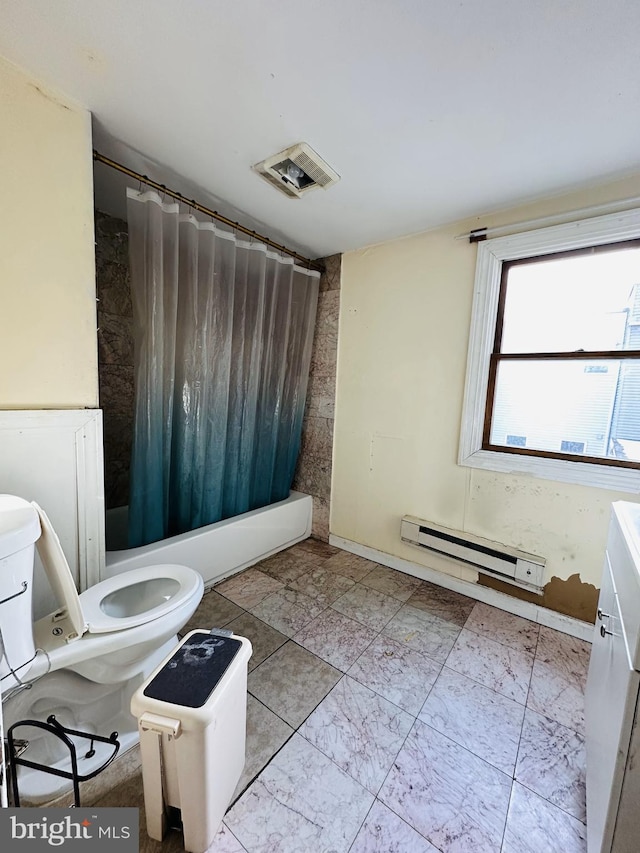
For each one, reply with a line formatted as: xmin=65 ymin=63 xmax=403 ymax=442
xmin=0 ymin=495 xmax=41 ymax=687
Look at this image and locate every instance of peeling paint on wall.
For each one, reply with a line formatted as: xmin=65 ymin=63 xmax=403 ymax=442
xmin=479 ymin=571 xmax=599 ymax=623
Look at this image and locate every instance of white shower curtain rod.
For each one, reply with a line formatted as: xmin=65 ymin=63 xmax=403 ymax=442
xmin=455 ymin=194 xmax=640 ymax=243
xmin=93 ymin=150 xmax=324 ymax=273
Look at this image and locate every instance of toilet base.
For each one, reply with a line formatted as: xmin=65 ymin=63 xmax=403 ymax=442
xmin=3 ymin=636 xmax=177 ymax=804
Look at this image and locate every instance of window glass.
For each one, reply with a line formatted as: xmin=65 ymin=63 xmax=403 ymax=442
xmin=500 ymin=246 xmax=640 ymax=354
xmin=488 ymin=358 xmax=640 ymax=463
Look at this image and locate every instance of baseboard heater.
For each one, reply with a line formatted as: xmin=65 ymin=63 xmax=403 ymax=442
xmin=400 ymin=515 xmax=545 ymax=592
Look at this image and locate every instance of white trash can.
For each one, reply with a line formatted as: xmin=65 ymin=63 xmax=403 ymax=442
xmin=131 ymin=629 xmax=252 ymax=853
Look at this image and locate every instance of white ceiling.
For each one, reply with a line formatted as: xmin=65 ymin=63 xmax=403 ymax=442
xmin=2 ymin=0 xmax=639 ymax=258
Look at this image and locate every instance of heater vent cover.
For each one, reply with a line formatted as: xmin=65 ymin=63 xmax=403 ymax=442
xmin=253 ymin=143 xmax=340 ymax=198
xmin=400 ymin=515 xmax=546 ymax=592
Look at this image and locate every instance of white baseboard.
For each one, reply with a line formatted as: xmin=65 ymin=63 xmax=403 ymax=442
xmin=329 ymin=534 xmax=594 ymax=643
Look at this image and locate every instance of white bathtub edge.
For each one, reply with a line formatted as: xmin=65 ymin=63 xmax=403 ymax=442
xmin=105 ymin=491 xmax=313 ymax=587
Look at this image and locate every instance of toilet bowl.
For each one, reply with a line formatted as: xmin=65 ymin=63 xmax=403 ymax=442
xmin=0 ymin=494 xmax=204 ymax=802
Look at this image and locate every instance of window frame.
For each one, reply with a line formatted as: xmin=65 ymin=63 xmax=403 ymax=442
xmin=458 ymin=207 xmax=640 ymax=493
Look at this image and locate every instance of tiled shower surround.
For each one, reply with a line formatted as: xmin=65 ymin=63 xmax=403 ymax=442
xmin=95 ymin=210 xmax=340 ymax=537
xmin=292 ymin=252 xmax=341 ymax=540
xmin=95 ymin=210 xmax=134 ymax=509
xmin=90 ymin=539 xmax=589 ymax=853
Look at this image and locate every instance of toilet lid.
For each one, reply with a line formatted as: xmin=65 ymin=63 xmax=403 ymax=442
xmin=31 ymin=502 xmax=87 ymax=641
xmin=33 ymin=499 xmax=202 ymax=637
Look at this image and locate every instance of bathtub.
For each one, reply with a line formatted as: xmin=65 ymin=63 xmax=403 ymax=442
xmin=104 ymin=491 xmax=313 ymax=587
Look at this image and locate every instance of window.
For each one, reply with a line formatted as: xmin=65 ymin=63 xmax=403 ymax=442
xmin=459 ymin=208 xmax=640 ymax=492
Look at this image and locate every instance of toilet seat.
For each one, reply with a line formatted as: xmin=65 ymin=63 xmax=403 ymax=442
xmin=32 ymin=502 xmax=202 ymax=638
xmin=78 ymin=564 xmax=202 ymax=633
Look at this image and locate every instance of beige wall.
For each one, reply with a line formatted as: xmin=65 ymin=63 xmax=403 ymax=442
xmin=333 ymin=173 xmax=640 ymax=620
xmin=0 ymin=56 xmax=97 ymax=408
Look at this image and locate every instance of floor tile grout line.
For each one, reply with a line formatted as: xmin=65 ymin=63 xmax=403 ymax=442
xmin=248 ymin=598 xmax=332 ymax=642
xmin=442 ymin=625 xmax=536 ymax=706
xmin=508 ymin=704 xmax=587 ymax=833
xmin=346 ymin=653 xmax=444 ymax=718
xmin=453 ymin=621 xmax=539 ymax=658
xmin=509 ymin=673 xmax=532 ymax=847
xmin=211 ymin=549 xmax=588 ymax=850
xmin=208 ymin=568 xmax=548 ymax=722
xmin=247 ymin=583 xmax=473 ymax=713
xmin=220 ymin=822 xmax=248 ymax=852
xmin=371 ymin=715 xmax=451 ymax=853
xmin=398 ymin=715 xmax=515 ymax=853
xmin=523 ymin=704 xmax=586 ymax=742
xmin=215 ymin=560 xmax=494 ymax=650
xmin=227 ymin=614 xmax=357 ymax=812
xmin=230 ymin=671 xmax=346 ymax=811
xmin=345 ymin=795 xmax=445 ymax=853
xmin=296 ymin=626 xmax=384 ymax=675
xmin=499 ymin=778 xmax=519 ymax=853
xmin=512 ymin=777 xmax=588 ymax=827
xmin=415 ymin=665 xmax=523 ymax=777
xmin=523 ymin=660 xmax=588 ymax=735
xmin=327 ymin=593 xmax=404 ymax=634
xmin=123 ymin=544 xmax=593 ymax=851
xmin=226 ymin=723 xmax=297 ymax=811
xmin=459 ymin=617 xmax=541 ymax=656
xmin=288 ymin=684 xmax=419 ymax=814
xmin=244 ymin=692 xmax=295 ymax=734
xmin=434 ymin=661 xmax=528 ymax=711
xmin=387 ymin=603 xmax=471 ymax=645
xmin=511 ymin=621 xmax=541 ymax=798
xmin=414 ymin=715 xmax=515 ymax=782
xmin=345 ymin=796 xmax=378 ymax=853
xmin=521 ymin=620 xmax=543 ymax=706
xmin=248 ymin=640 xmax=343 ymax=728
xmin=290 ymin=607 xmax=384 ymax=672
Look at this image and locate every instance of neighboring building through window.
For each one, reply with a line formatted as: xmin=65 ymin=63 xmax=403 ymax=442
xmin=506 ymin=434 xmax=527 ymax=447
xmin=560 ymin=440 xmax=586 ymax=454
xmin=459 ymin=208 xmax=640 ymax=493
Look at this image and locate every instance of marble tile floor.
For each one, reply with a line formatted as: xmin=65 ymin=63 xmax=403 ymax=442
xmin=92 ymin=541 xmax=591 ymax=853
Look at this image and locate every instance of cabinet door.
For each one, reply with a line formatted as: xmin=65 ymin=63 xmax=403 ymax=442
xmin=586 ymin=555 xmax=638 ymax=853
xmin=0 ymin=682 xmax=6 ymax=807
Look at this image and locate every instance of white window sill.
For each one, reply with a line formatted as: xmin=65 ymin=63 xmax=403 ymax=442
xmin=460 ymin=445 xmax=640 ymax=493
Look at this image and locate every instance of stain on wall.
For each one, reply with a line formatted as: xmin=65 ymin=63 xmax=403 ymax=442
xmin=479 ymin=572 xmax=599 ymax=623
xmin=292 ymin=254 xmax=341 ymax=540
xmin=95 ymin=210 xmax=134 ymax=509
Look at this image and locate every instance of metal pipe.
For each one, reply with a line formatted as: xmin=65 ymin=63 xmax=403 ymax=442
xmin=93 ymin=150 xmax=324 ymax=272
xmin=455 ymin=195 xmax=640 ymax=242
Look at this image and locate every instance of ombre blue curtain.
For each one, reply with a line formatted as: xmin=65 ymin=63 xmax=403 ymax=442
xmin=126 ymin=189 xmax=319 ymax=547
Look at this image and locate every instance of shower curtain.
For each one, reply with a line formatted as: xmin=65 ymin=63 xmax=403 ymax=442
xmin=126 ymin=189 xmax=320 ymax=547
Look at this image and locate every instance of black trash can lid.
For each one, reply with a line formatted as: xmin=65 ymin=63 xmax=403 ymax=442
xmin=143 ymin=631 xmax=243 ymax=709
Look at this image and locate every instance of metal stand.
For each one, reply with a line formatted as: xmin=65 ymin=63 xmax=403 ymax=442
xmin=7 ymin=715 xmax=120 ymax=806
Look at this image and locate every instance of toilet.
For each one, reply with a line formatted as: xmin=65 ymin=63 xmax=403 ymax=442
xmin=0 ymin=494 xmax=204 ymax=802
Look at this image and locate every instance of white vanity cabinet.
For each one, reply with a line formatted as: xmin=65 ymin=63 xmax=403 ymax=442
xmin=586 ymin=502 xmax=640 ymax=853
xmin=0 ymin=681 xmax=5 ymax=807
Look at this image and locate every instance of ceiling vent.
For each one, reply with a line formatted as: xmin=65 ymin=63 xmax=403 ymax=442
xmin=253 ymin=143 xmax=340 ymax=199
